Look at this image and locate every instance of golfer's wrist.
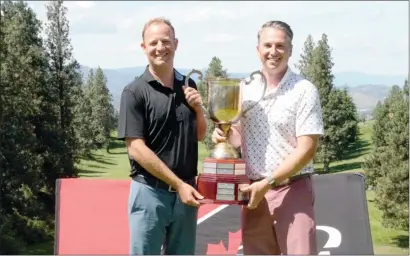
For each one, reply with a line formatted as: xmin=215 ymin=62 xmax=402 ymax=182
xmin=194 ymin=105 xmax=203 ymax=114
xmin=174 ymin=179 xmax=185 ymax=191
xmin=261 ymin=178 xmax=271 ymax=190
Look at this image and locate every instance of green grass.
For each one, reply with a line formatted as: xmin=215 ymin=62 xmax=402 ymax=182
xmin=314 ymin=121 xmax=373 ymax=174
xmin=25 ymin=121 xmax=409 ymax=254
xmin=77 ymin=136 xmax=209 ymax=179
xmin=366 ymin=191 xmax=409 ymax=254
xmin=77 ymin=139 xmax=130 ymax=179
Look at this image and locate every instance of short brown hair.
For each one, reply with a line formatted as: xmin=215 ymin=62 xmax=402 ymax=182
xmin=142 ymin=17 xmax=176 ymax=40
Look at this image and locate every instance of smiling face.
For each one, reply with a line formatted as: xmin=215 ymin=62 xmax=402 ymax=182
xmin=141 ymin=21 xmax=178 ymax=69
xmin=257 ymin=27 xmax=292 ymax=76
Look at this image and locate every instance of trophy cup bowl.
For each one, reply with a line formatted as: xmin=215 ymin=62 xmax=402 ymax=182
xmin=185 ymin=69 xmax=267 ymax=205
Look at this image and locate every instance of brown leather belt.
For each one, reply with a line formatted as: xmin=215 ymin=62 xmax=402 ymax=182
xmin=251 ymin=173 xmax=312 ymax=188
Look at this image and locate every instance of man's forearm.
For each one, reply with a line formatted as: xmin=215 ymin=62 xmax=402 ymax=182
xmin=269 ymin=147 xmax=315 ymax=184
xmin=127 ymin=140 xmax=184 ymax=189
xmin=268 ymin=136 xmax=319 ymax=184
xmin=195 ymin=107 xmax=207 ymax=141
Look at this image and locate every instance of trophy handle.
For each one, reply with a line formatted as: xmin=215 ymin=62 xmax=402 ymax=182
xmin=240 ymin=70 xmax=267 ymax=116
xmin=184 ymin=69 xmax=209 ymax=115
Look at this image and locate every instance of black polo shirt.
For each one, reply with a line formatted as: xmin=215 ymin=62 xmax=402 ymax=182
xmin=117 ymin=66 xmax=199 ymax=181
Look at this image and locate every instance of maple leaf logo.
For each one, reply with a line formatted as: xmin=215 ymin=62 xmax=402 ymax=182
xmin=206 ymin=229 xmax=242 ymax=255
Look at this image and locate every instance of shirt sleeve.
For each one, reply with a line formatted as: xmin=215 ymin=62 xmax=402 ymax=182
xmin=117 ymin=88 xmax=146 ymax=141
xmin=295 ymin=84 xmax=324 ymax=137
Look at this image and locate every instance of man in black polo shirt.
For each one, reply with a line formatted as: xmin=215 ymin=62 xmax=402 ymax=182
xmin=117 ymin=17 xmax=207 ymax=255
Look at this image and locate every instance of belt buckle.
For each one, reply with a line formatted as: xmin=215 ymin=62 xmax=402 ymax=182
xmin=168 ymin=185 xmax=177 ymax=193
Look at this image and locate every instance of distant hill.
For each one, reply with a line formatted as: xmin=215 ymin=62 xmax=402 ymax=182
xmin=332 ymin=72 xmax=406 ymax=88
xmin=344 ymin=84 xmax=393 ymax=110
xmin=78 ymin=65 xmax=406 ymax=111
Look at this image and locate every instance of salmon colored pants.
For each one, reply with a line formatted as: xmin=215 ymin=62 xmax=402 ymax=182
xmin=241 ymin=176 xmax=317 ymax=255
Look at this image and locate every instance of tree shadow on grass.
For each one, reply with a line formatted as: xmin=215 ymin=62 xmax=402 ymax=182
xmin=341 ymin=136 xmax=371 ymax=160
xmin=316 ymin=162 xmax=363 ymax=174
xmin=392 ymin=235 xmax=409 ymax=249
xmin=81 ymin=153 xmax=116 ymax=165
xmin=77 ymin=167 xmax=107 ymax=177
xmin=106 ymin=136 xmax=127 ymax=154
xmin=107 ymin=150 xmax=128 ymax=155
xmin=108 ymin=137 xmax=125 ymax=150
xmin=85 ymin=164 xmax=108 ymax=169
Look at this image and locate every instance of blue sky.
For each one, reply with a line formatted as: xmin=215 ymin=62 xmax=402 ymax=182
xmin=29 ymin=1 xmax=408 ymax=76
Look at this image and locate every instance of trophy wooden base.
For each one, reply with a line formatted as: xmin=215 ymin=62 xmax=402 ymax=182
xmin=197 ymin=158 xmax=250 ymax=205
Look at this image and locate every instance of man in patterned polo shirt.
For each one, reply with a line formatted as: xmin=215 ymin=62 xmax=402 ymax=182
xmin=212 ymin=20 xmax=324 ymax=255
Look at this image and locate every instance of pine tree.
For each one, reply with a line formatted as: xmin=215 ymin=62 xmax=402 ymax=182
xmin=44 ymin=0 xmax=83 ymax=188
xmin=83 ymin=69 xmax=95 ymax=98
xmin=297 ymin=34 xmax=359 ymax=172
xmin=326 ymin=88 xmax=359 ymax=158
xmin=371 ymin=101 xmax=389 ymax=148
xmin=0 ymin=0 xmax=53 ymax=253
xmin=295 ymin=34 xmax=315 ymax=79
xmin=72 ymin=71 xmax=94 ymax=156
xmin=364 ymin=82 xmax=409 ymax=230
xmin=309 ymin=34 xmax=334 ymax=107
xmin=87 ymin=67 xmax=115 ymax=149
xmin=364 ymin=88 xmax=401 ymax=187
xmin=205 ymin=56 xmax=228 ymax=78
xmin=298 ymin=34 xmax=335 ymax=171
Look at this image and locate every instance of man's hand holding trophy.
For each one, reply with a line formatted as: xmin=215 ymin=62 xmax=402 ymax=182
xmin=184 ymin=69 xmax=267 ymax=205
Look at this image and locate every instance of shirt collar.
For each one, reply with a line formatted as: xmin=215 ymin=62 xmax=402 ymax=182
xmin=265 ymin=66 xmax=293 ymax=95
xmin=141 ymin=65 xmax=184 ymax=85
xmin=278 ymin=66 xmax=293 ymax=87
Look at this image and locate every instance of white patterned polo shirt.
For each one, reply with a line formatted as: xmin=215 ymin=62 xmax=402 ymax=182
xmin=238 ymin=67 xmax=324 ymax=180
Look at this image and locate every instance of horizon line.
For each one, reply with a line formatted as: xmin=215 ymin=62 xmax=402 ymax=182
xmin=78 ymin=64 xmax=408 ymax=78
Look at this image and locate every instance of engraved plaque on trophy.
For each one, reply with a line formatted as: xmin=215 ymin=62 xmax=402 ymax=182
xmin=184 ymin=69 xmax=267 ymax=205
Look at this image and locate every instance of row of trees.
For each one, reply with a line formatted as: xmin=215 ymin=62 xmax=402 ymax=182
xmin=297 ymin=34 xmax=408 ymax=231
xmin=297 ymin=35 xmax=408 ymax=231
xmin=0 ymin=0 xmax=116 ymax=253
xmin=76 ymin=68 xmax=117 ymax=156
xmin=364 ymin=80 xmax=409 ymax=230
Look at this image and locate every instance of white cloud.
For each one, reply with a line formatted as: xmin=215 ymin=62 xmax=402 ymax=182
xmin=74 ymin=1 xmax=95 ymax=9
xmin=29 ymin=1 xmax=408 ymax=76
xmin=204 ymin=33 xmax=236 ymax=43
xmin=116 ymin=17 xmax=135 ymax=31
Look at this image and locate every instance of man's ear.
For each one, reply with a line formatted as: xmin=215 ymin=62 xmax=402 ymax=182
xmin=140 ymin=41 xmax=145 ymax=52
xmin=174 ymin=38 xmax=179 ymax=51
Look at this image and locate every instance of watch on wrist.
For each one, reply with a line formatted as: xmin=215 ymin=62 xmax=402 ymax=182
xmin=265 ymin=176 xmax=276 ymax=187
